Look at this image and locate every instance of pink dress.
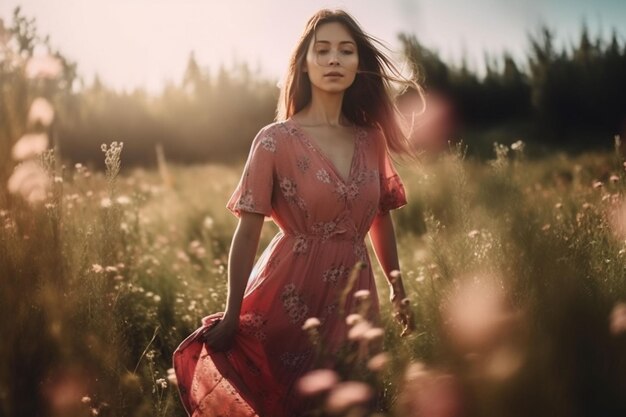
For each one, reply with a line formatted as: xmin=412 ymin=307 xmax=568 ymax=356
xmin=172 ymin=119 xmax=408 ymax=417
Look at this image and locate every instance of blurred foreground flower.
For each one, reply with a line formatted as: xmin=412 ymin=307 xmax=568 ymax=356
xmin=441 ymin=274 xmax=527 ymax=382
xmin=11 ymin=132 xmax=48 ymax=161
xmin=441 ymin=276 xmax=516 ymax=352
xmin=296 ymin=369 xmax=339 ymax=396
xmin=398 ymin=362 xmax=464 ymax=417
xmin=302 ymin=317 xmax=321 ymax=331
xmin=166 ymin=368 xmax=178 ymax=385
xmin=367 ymin=352 xmax=390 ymax=372
xmin=610 ymin=302 xmax=626 ymax=335
xmin=25 ymin=53 xmax=63 ymax=79
xmin=325 ymin=381 xmax=373 ymax=414
xmin=607 ymin=197 xmax=626 ymax=240
xmin=7 ymin=160 xmax=51 ymax=204
xmin=40 ymin=367 xmax=92 ymax=414
xmin=27 ymin=97 xmax=55 ymax=126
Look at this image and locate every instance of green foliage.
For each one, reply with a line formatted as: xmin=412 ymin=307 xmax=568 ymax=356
xmin=3 ymin=135 xmax=626 ymax=416
xmin=398 ymin=23 xmax=626 ymax=148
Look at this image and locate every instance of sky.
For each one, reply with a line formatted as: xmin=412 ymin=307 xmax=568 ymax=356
xmin=1 ymin=0 xmax=624 ymax=94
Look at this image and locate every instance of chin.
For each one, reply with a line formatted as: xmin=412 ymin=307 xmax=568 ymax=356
xmin=312 ymin=81 xmax=354 ymax=94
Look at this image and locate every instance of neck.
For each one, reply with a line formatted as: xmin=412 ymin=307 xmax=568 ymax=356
xmin=299 ymin=86 xmax=348 ymax=127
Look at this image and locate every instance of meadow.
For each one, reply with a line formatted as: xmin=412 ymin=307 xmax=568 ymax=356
xmin=2 ymin=137 xmax=626 ymax=417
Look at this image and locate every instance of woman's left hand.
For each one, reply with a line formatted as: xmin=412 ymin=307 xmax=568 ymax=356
xmin=390 ymin=290 xmax=416 ymax=337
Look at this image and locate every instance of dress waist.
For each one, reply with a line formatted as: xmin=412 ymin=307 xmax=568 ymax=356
xmin=280 ymin=230 xmax=364 ymax=243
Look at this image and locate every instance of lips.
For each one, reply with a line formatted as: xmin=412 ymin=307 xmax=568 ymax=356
xmin=324 ymin=72 xmax=344 ymax=77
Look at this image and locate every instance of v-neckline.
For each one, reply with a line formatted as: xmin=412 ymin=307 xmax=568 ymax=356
xmin=288 ymin=118 xmax=359 ymax=185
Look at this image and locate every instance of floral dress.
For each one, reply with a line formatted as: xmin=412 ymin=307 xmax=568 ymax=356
xmin=172 ymin=118 xmax=408 ymax=417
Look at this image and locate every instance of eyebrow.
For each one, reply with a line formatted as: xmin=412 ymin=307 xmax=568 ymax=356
xmin=314 ymin=40 xmax=356 ymax=46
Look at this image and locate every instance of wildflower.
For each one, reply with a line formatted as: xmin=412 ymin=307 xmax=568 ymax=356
xmin=367 ymin=352 xmax=390 ymax=372
xmin=404 ymin=361 xmax=427 ymax=381
xmin=346 ymin=314 xmax=363 ymax=326
xmin=105 ymin=266 xmax=118 ymax=273
xmin=297 ymin=369 xmax=339 ymax=396
xmin=11 ymin=133 xmax=48 ymax=161
xmin=592 ymin=181 xmax=603 ymax=189
xmin=100 ymin=198 xmax=112 ymax=208
xmin=91 ymin=264 xmax=104 ymax=273
xmin=363 ymin=327 xmax=384 ymax=342
xmin=166 ymin=368 xmax=178 ymax=385
xmin=510 ymin=140 xmax=525 ymax=152
xmin=389 ymin=269 xmax=402 ymax=282
xmin=302 ymin=317 xmax=321 ymax=331
xmin=610 ymin=302 xmax=626 ymax=335
xmin=610 ymin=175 xmax=620 ymax=183
xmin=541 ymin=224 xmax=551 ymax=231
xmin=116 ymin=195 xmax=131 ymax=205
xmin=555 ymin=203 xmax=563 ymax=209
xmin=203 ymin=216 xmax=215 ymax=230
xmin=81 ymin=396 xmax=91 ymax=404
xmin=354 ymin=289 xmax=370 ymax=300
xmin=27 ymin=97 xmax=55 ymax=126
xmin=325 ymin=381 xmax=373 ymax=414
xmin=7 ymin=160 xmax=51 ymax=204
xmin=153 ymin=295 xmax=161 ymax=303
xmin=348 ymin=320 xmax=372 ymax=341
xmin=155 ymin=378 xmax=167 ymax=389
xmin=468 ymin=230 xmax=480 ymax=238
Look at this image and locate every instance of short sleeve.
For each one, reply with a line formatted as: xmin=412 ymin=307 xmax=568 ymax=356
xmin=377 ymin=134 xmax=408 ymax=214
xmin=226 ymin=127 xmax=276 ymax=219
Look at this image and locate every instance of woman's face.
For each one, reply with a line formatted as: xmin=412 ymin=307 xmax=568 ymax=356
xmin=304 ymin=22 xmax=359 ymax=94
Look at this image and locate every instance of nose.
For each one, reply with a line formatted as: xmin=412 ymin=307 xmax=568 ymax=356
xmin=328 ymin=51 xmax=340 ymax=66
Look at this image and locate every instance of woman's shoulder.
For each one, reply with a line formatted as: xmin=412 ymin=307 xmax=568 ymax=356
xmin=249 ymin=120 xmax=295 ymax=154
xmin=256 ymin=120 xmax=293 ymax=140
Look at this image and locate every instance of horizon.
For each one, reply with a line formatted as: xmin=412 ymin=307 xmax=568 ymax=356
xmin=1 ymin=0 xmax=625 ymax=94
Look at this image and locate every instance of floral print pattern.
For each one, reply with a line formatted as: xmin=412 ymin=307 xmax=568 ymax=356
xmin=240 ymin=311 xmax=267 ymax=341
xmin=281 ymin=284 xmax=309 ymax=324
xmin=296 ymin=155 xmax=310 ymax=172
xmin=322 ymin=264 xmax=348 ymax=284
xmin=316 ymin=168 xmax=331 ymax=183
xmin=260 ymin=135 xmax=276 ymax=152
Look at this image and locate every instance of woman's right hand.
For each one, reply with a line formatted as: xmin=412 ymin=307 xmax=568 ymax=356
xmin=200 ymin=315 xmax=239 ymax=352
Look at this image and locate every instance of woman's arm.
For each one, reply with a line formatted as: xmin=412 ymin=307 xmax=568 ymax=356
xmin=368 ymin=210 xmax=415 ymax=336
xmin=203 ymin=211 xmax=265 ymax=351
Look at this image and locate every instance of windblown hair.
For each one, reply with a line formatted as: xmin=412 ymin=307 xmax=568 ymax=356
xmin=276 ymin=8 xmax=426 ymax=162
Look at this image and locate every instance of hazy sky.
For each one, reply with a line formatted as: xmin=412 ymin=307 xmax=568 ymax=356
xmin=1 ymin=0 xmax=624 ymax=93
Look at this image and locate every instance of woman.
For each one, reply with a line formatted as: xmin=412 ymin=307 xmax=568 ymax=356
xmin=173 ymin=8 xmax=423 ymax=417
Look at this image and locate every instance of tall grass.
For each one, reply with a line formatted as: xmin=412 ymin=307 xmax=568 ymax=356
xmin=1 ymin=138 xmax=626 ymax=417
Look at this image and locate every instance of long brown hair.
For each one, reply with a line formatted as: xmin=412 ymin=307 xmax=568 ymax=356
xmin=276 ymin=9 xmax=425 ymax=163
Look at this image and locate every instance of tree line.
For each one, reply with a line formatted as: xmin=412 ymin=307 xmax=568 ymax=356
xmin=2 ymin=7 xmax=625 ymax=172
xmin=400 ymin=24 xmax=626 ymax=150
